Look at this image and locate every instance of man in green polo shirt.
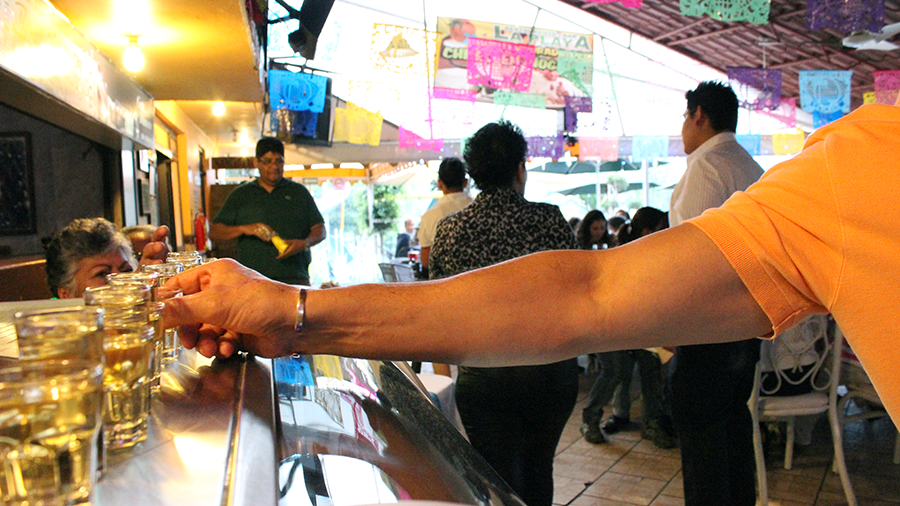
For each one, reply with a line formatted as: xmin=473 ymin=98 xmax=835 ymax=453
xmin=210 ymin=137 xmax=325 ymax=285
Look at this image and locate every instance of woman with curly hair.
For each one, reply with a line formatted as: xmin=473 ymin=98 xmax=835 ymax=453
xmin=429 ymin=120 xmax=578 ymax=506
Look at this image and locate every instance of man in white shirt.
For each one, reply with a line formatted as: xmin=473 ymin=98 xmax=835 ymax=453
xmin=417 ymin=157 xmax=472 ymax=269
xmin=669 ymin=81 xmax=764 ymax=506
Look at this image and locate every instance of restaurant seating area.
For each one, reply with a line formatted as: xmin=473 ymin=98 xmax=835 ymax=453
xmin=550 ymin=370 xmax=900 ymax=506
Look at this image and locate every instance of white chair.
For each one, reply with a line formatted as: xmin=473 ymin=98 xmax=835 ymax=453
xmin=749 ymin=314 xmax=856 ymax=506
xmin=378 ymin=263 xmax=397 ymax=283
xmin=837 ymin=329 xmax=900 ymax=465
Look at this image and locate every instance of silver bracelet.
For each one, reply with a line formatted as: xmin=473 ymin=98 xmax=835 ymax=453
xmin=295 ymin=288 xmax=307 ymax=333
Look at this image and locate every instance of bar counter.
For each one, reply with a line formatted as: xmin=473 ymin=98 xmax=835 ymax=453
xmin=1 ymin=299 xmax=522 ymax=506
xmin=96 ymin=352 xmax=523 ymax=506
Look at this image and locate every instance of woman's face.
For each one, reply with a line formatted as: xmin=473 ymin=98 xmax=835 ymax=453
xmin=58 ymin=249 xmax=135 ymax=298
xmin=590 ymin=220 xmax=607 ymax=241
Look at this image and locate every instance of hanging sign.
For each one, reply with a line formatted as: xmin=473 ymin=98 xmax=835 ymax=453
xmin=435 ymin=17 xmax=593 ymax=109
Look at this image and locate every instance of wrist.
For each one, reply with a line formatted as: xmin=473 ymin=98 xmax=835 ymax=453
xmin=294 ymin=287 xmax=308 ymax=332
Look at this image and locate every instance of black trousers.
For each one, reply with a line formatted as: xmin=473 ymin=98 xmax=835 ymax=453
xmin=670 ymin=340 xmax=760 ymax=506
xmin=455 ymin=359 xmax=578 ymax=506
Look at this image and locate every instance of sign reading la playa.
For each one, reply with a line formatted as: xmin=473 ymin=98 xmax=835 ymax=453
xmin=492 ymin=25 xmax=592 ymax=52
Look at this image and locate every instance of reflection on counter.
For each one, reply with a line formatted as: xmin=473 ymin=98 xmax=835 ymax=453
xmin=273 ymin=355 xmax=524 ymax=506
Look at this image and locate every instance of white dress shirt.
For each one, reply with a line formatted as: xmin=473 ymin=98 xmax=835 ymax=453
xmin=669 ymin=132 xmax=764 ymax=227
xmin=416 ymin=192 xmax=473 ymax=248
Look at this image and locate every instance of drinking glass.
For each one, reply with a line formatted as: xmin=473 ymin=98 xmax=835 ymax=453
xmin=106 ymin=271 xmax=160 ymax=301
xmin=142 ymin=261 xmax=184 ymax=288
xmin=100 ymin=325 xmax=154 ymax=450
xmin=0 ymin=360 xmax=103 ymax=506
xmin=83 ymin=285 xmax=155 ymax=451
xmin=14 ymin=306 xmax=104 ymax=365
xmin=157 ymin=286 xmax=183 ymax=363
xmin=167 ymin=251 xmax=202 ymax=270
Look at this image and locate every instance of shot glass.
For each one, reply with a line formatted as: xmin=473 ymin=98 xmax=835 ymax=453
xmin=0 ymin=359 xmax=104 ymax=506
xmin=14 ymin=306 xmax=104 ymax=365
xmin=142 ymin=261 xmax=184 ymax=288
xmin=83 ymin=285 xmax=155 ymax=451
xmin=157 ymin=286 xmax=183 ymax=364
xmin=100 ymin=324 xmax=154 ymax=451
xmin=106 ymin=271 xmax=160 ymax=301
xmin=167 ymin=251 xmax=202 ymax=270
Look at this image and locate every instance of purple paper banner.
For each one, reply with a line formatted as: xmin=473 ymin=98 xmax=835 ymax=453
xmin=727 ymin=67 xmax=782 ymax=111
xmin=527 ymin=134 xmax=565 ymax=159
xmin=807 ymin=0 xmax=885 ymax=32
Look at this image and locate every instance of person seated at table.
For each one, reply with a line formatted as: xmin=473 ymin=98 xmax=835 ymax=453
xmin=45 ymin=218 xmax=169 ymax=298
xmin=575 ymin=209 xmax=615 ymax=250
xmin=427 ymin=120 xmax=579 ymax=506
xmin=394 ymin=219 xmax=418 ymax=259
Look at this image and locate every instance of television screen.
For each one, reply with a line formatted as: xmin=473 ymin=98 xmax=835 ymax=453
xmin=269 ymin=75 xmax=333 ymax=147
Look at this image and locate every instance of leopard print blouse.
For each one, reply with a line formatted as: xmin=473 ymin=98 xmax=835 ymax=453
xmin=429 ymin=187 xmax=578 ymax=280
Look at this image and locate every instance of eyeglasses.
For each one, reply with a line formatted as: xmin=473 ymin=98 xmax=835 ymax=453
xmin=258 ymin=156 xmax=285 ymax=166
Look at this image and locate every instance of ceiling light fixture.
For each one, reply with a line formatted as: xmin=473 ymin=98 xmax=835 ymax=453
xmin=123 ymin=35 xmax=144 ymax=72
xmin=213 ymin=101 xmax=226 ymax=116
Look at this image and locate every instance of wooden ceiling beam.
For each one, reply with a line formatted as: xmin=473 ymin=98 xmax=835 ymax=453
xmin=652 ymin=17 xmax=709 ymax=42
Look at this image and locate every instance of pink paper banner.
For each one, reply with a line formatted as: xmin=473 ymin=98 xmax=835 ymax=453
xmin=578 ymin=137 xmax=619 ymax=160
xmin=432 ymin=87 xmax=477 ymax=102
xmin=754 ymin=97 xmax=797 ymax=131
xmin=466 ymin=38 xmax=535 ymax=91
xmin=585 ymin=0 xmax=643 ymax=7
xmin=399 ymin=126 xmax=444 ymax=152
xmin=873 ymin=70 xmax=900 ymax=105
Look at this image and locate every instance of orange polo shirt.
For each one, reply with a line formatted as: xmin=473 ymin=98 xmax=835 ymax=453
xmin=688 ymin=104 xmax=900 ymax=426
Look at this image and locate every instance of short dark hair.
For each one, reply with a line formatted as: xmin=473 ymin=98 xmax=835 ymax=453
xmin=616 ymin=207 xmax=667 ymax=245
xmin=438 ymin=157 xmax=466 ymax=190
xmin=685 ymin=81 xmax=739 ymax=133
xmin=256 ymin=136 xmax=285 ymax=159
xmin=45 ymin=218 xmax=134 ymax=298
xmin=463 ymin=120 xmax=527 ymax=191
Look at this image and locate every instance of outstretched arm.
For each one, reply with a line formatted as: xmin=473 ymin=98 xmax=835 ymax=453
xmin=163 ymin=223 xmax=771 ymax=363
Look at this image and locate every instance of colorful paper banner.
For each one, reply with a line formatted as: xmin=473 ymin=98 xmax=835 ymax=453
xmin=467 ymin=38 xmax=535 ymax=91
xmin=269 ymin=70 xmax=328 ymax=113
xmin=680 ymin=0 xmax=770 ymax=24
xmin=806 ymin=0 xmax=885 ymax=32
xmin=527 ymin=134 xmax=565 ymax=159
xmin=333 ymin=102 xmax=383 ymax=146
xmin=370 ymin=24 xmax=441 ymax=76
xmin=557 ymin=50 xmax=593 ymax=96
xmin=399 ymin=126 xmax=444 ymax=152
xmin=873 ymin=69 xmax=900 ymax=105
xmin=735 ymin=134 xmax=761 ymax=156
xmin=632 ymin=135 xmax=669 ymax=160
xmin=578 ymin=137 xmax=619 ymax=160
xmin=799 ymin=70 xmax=853 ymax=114
xmin=773 ymin=130 xmax=806 ymax=155
xmin=494 ymin=91 xmax=547 ymax=108
xmin=585 ymin=0 xmax=644 ymax=7
xmin=727 ymin=67 xmax=782 ymax=111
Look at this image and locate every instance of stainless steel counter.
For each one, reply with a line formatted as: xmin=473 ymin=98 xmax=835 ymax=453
xmin=272 ymin=355 xmax=523 ymax=506
xmin=94 ymin=349 xmax=277 ymax=506
xmin=89 ymin=351 xmax=521 ymax=506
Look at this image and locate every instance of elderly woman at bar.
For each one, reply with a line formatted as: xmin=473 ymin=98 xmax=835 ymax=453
xmin=45 ymin=217 xmax=168 ymax=298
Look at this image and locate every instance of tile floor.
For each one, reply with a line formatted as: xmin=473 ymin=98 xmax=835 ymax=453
xmin=551 ymin=372 xmax=900 ymax=506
